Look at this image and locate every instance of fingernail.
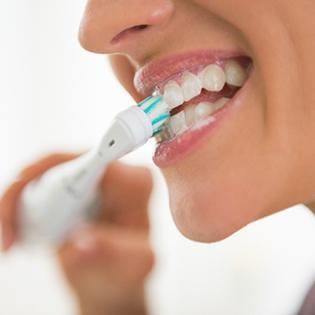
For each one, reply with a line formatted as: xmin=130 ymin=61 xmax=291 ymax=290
xmin=72 ymin=229 xmax=97 ymax=254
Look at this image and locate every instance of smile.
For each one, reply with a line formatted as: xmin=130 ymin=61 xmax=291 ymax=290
xmin=134 ymin=51 xmax=253 ymax=167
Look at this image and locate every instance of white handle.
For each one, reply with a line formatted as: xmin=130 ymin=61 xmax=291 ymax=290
xmin=17 ymin=106 xmax=153 ymax=247
xmin=18 ymin=152 xmax=105 ymax=246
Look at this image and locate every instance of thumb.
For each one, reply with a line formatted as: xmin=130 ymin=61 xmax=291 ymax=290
xmin=99 ymin=162 xmax=153 ymax=230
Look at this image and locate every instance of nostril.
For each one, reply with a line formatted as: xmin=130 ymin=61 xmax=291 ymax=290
xmin=132 ymin=25 xmax=149 ymax=31
xmin=111 ymin=24 xmax=150 ymax=44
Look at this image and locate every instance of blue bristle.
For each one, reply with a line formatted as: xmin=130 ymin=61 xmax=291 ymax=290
xmin=137 ymin=95 xmax=153 ymax=108
xmin=144 ymin=96 xmax=162 ymax=114
xmin=137 ymin=95 xmax=170 ymax=136
xmin=153 ymin=128 xmax=161 ymax=135
xmin=151 ymin=113 xmax=170 ymax=126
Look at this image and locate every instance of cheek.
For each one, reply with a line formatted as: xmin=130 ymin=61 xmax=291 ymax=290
xmin=161 ymin=75 xmax=306 ymax=243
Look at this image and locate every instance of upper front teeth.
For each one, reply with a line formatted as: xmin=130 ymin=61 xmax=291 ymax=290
xmin=224 ymin=60 xmax=247 ymax=87
xmin=181 ymin=72 xmax=202 ymax=102
xmin=199 ymin=64 xmax=226 ymax=92
xmin=162 ymin=60 xmax=247 ymax=109
xmin=163 ymin=80 xmax=184 ymax=109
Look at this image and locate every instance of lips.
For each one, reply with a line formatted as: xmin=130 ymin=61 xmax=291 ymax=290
xmin=134 ymin=50 xmax=252 ymax=167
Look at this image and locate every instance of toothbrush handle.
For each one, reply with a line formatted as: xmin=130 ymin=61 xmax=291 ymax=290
xmin=18 ymin=123 xmax=128 ymax=246
xmin=18 ymin=106 xmax=153 ymax=247
xmin=18 ymin=151 xmax=107 ymax=246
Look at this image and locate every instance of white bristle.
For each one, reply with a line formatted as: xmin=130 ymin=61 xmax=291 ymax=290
xmin=147 ymin=100 xmax=169 ymax=120
xmin=18 ymin=93 xmax=171 ymax=247
xmin=137 ymin=95 xmax=170 ymax=135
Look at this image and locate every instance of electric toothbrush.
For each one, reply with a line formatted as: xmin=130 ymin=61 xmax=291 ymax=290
xmin=18 ymin=94 xmax=170 ymax=246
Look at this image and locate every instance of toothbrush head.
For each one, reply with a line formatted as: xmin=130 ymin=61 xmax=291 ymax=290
xmin=137 ymin=94 xmax=170 ymax=135
xmin=112 ymin=94 xmax=170 ymax=152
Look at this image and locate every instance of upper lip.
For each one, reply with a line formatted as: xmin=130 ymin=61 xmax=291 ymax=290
xmin=133 ymin=49 xmax=243 ymax=98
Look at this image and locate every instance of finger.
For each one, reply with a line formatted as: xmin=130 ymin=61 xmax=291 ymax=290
xmin=0 ymin=180 xmax=25 ymax=250
xmin=59 ymin=225 xmax=154 ymax=287
xmin=99 ymin=162 xmax=153 ymax=229
xmin=0 ymin=153 xmax=78 ymax=250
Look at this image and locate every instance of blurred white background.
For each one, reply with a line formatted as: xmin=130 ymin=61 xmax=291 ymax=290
xmin=1 ymin=1 xmax=315 ymax=315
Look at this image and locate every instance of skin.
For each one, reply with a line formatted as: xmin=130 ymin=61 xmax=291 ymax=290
xmin=81 ymin=0 xmax=315 ymax=241
xmin=1 ymin=1 xmax=315 ymax=314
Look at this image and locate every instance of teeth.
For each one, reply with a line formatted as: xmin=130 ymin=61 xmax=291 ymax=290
xmin=162 ymin=61 xmax=247 ymax=110
xmin=181 ymin=72 xmax=202 ymax=102
xmin=163 ymin=80 xmax=184 ymax=109
xmin=158 ymin=59 xmax=246 ymax=140
xmin=159 ymin=97 xmax=230 ymax=139
xmin=184 ymin=105 xmax=196 ymax=127
xmin=213 ymin=97 xmax=229 ymax=111
xmin=195 ymin=102 xmax=216 ymax=120
xmin=169 ymin=111 xmax=187 ymax=135
xmin=224 ymin=60 xmax=247 ymax=87
xmin=194 ymin=97 xmax=230 ymax=121
xmin=199 ymin=64 xmax=226 ymax=92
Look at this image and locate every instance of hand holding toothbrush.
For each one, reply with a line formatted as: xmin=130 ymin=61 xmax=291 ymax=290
xmin=0 ymin=154 xmax=154 ymax=315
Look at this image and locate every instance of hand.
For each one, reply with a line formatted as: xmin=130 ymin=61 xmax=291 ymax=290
xmin=0 ymin=154 xmax=154 ymax=315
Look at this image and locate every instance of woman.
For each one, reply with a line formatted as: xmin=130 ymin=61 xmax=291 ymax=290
xmin=1 ymin=0 xmax=315 ymax=314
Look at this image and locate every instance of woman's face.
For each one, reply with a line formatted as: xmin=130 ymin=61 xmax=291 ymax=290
xmin=79 ymin=0 xmax=315 ymax=242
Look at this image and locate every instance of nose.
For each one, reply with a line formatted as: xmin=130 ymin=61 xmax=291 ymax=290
xmin=79 ymin=0 xmax=175 ymax=55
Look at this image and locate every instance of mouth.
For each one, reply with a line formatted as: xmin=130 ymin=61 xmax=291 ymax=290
xmin=134 ymin=50 xmax=253 ymax=167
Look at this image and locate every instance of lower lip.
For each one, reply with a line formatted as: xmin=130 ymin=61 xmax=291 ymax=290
xmin=153 ymin=77 xmax=252 ymax=168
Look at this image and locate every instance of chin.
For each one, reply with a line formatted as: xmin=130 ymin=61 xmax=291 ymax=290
xmin=168 ymin=187 xmax=253 ymax=243
xmin=166 ymin=169 xmax=260 ymax=244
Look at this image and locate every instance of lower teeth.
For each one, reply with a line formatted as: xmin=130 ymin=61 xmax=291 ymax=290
xmin=156 ymin=96 xmax=230 ymax=142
